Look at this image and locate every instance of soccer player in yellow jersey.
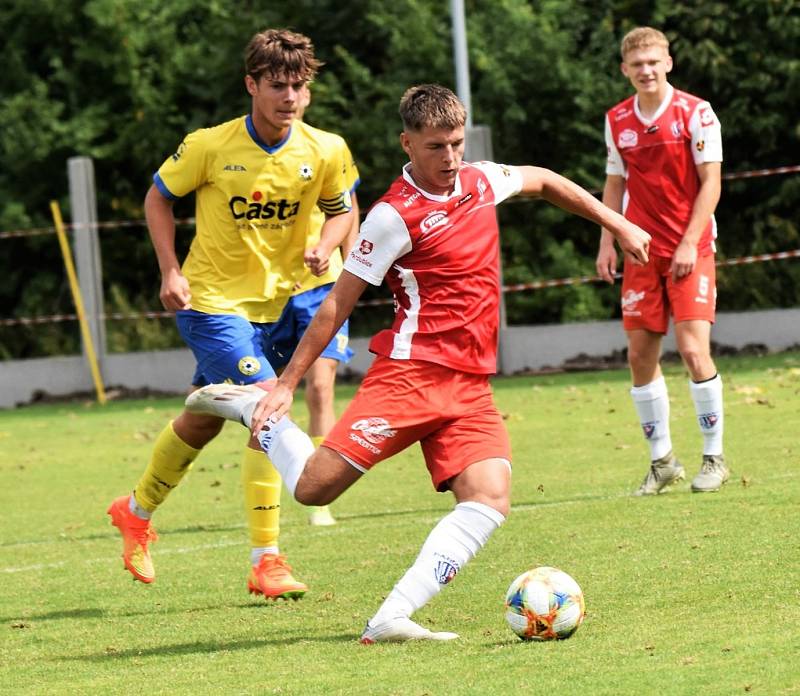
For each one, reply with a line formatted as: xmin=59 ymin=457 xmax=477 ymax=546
xmin=268 ymin=83 xmax=361 ymax=527
xmin=106 ymin=29 xmax=356 ymax=599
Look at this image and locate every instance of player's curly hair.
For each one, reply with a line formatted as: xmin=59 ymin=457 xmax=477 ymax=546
xmin=620 ymin=27 xmax=669 ymax=59
xmin=245 ymin=29 xmax=322 ymax=82
xmin=399 ymin=84 xmax=467 ymax=132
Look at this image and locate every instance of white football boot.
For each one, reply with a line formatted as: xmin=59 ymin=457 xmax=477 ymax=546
xmin=185 ymin=383 xmax=267 ymax=427
xmin=691 ymin=454 xmax=730 ymax=493
xmin=360 ymin=617 xmax=459 ymax=644
xmin=634 ymin=450 xmax=685 ymax=496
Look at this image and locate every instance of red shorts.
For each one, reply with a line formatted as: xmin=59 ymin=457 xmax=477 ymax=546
xmin=323 ymin=356 xmax=511 ymax=491
xmin=621 ymin=254 xmax=716 ymax=334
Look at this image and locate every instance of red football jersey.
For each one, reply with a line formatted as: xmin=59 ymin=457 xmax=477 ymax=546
xmin=605 ymin=84 xmax=722 ymax=258
xmin=344 ymin=161 xmax=522 ymax=374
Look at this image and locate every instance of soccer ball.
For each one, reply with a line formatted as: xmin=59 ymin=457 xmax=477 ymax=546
xmin=504 ymin=566 xmax=586 ymax=641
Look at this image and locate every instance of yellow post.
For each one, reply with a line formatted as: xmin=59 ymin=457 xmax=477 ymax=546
xmin=50 ymin=200 xmax=107 ymax=405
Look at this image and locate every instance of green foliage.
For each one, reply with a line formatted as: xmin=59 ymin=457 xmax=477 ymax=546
xmin=1 ymin=353 xmax=799 ymax=692
xmin=1 ymin=0 xmax=799 ymax=357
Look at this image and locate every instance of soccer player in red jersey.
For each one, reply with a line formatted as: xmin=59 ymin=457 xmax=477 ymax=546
xmin=187 ymin=84 xmax=651 ymax=642
xmin=595 ymin=27 xmax=728 ymax=495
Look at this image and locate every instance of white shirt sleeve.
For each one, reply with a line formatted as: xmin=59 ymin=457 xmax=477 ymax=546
xmin=688 ymin=101 xmax=723 ymax=164
xmin=343 ymin=202 xmax=412 ymax=286
xmin=471 ymin=161 xmax=523 ymax=203
xmin=604 ymin=114 xmax=626 ymax=177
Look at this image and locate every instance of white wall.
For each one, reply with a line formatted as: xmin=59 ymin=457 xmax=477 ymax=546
xmin=2 ymin=308 xmax=797 ymax=409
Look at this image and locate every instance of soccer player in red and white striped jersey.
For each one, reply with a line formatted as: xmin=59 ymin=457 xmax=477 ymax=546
xmin=595 ymin=27 xmax=728 ymax=495
xmin=187 ymin=84 xmax=651 ymax=642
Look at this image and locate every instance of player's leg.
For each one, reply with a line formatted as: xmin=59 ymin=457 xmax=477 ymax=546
xmin=670 ymin=257 xmax=728 ymax=492
xmin=623 ymin=258 xmax=684 ymax=495
xmin=361 ymin=457 xmax=510 ymax=644
xmin=107 ymin=407 xmax=221 ymax=583
xmin=283 ymin=284 xmax=355 ymax=526
xmin=107 ymin=309 xmax=248 ymax=582
xmin=305 ymin=358 xmax=340 ymax=525
xmin=361 ymin=371 xmax=510 ymax=643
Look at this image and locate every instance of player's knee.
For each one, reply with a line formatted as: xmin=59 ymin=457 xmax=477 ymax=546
xmin=305 ymin=378 xmax=334 ymax=410
xmin=679 ymin=345 xmax=709 ymax=376
xmin=294 ymin=477 xmax=332 ymax=506
xmin=175 ymin=410 xmax=224 ymax=446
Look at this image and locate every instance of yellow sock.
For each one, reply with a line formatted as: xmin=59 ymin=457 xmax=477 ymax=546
xmin=133 ymin=421 xmax=201 ymax=512
xmin=242 ymin=446 xmax=282 ymax=548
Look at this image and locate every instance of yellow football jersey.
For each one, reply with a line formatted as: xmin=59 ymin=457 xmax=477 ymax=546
xmin=293 ymin=148 xmax=360 ymax=295
xmin=154 ymin=115 xmax=352 ymax=322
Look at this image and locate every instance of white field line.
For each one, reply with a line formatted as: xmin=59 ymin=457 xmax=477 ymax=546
xmin=2 ymin=471 xmax=796 ymax=575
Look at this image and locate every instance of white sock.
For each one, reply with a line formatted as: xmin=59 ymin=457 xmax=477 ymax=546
xmin=370 ymin=501 xmax=505 ymax=625
xmin=250 ymin=546 xmax=279 ymax=566
xmin=630 ymin=376 xmax=672 ymax=460
xmin=690 ymin=374 xmax=724 ymax=455
xmin=255 ymin=416 xmax=315 ymax=497
xmin=128 ymin=494 xmax=152 ymax=520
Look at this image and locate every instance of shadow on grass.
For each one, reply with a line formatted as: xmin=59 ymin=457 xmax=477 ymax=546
xmin=3 ymin=607 xmax=106 ymax=623
xmin=60 ymin=633 xmax=355 ymax=661
xmin=4 ymin=596 xmax=306 ymax=624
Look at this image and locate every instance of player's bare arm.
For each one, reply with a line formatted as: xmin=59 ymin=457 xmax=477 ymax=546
xmin=304 ymin=208 xmax=356 ymax=277
xmin=340 ymin=193 xmax=360 ymax=258
xmin=518 ymin=166 xmax=650 ymax=265
xmin=670 ymin=161 xmax=722 ymax=281
xmin=250 ymin=270 xmax=369 ymax=432
xmin=596 ymin=175 xmax=626 ymax=283
xmin=144 ymin=184 xmax=191 ymax=310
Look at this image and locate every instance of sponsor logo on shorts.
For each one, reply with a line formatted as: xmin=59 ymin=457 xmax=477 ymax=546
xmin=642 ymin=421 xmax=657 ymax=439
xmin=695 ymin=273 xmax=710 ymax=303
xmin=359 ymin=239 xmax=374 ymax=255
xmin=618 ymin=128 xmax=638 ymax=149
xmin=696 ymin=140 xmax=705 ymax=152
xmin=621 ymin=289 xmax=645 ymax=315
xmin=698 ymin=412 xmax=719 ymax=429
xmin=238 ymin=356 xmax=261 ymax=376
xmin=434 ymin=553 xmax=459 ymax=584
xmin=348 ymin=433 xmax=381 ymax=454
xmin=351 ymin=417 xmax=397 ymax=444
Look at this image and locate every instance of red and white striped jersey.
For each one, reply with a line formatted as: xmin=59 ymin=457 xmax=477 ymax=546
xmin=344 ymin=161 xmax=522 ymax=374
xmin=605 ymin=84 xmax=723 ymax=258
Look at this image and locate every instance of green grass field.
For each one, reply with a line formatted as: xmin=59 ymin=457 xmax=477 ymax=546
xmin=2 ymin=352 xmax=799 ymax=695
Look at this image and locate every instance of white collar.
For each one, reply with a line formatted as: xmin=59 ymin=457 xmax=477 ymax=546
xmin=402 ymin=162 xmax=462 ymax=201
xmin=634 ymin=83 xmax=674 ymax=126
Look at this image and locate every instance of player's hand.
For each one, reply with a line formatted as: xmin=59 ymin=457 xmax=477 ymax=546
xmin=304 ymin=244 xmax=331 ymax=277
xmin=595 ymin=244 xmax=619 ymax=284
xmin=670 ymin=238 xmax=698 ymax=281
xmin=159 ymin=268 xmax=191 ymax=311
xmin=250 ymin=380 xmax=295 ymax=434
xmin=615 ymin=222 xmax=650 ymax=267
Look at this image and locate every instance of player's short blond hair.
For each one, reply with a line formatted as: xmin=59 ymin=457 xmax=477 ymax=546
xmin=399 ymin=84 xmax=467 ymax=132
xmin=245 ymin=28 xmax=322 ymax=82
xmin=620 ymin=27 xmax=669 ymax=60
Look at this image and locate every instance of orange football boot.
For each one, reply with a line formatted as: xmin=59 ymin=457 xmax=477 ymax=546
xmin=247 ymin=553 xmax=307 ymax=600
xmin=107 ymin=495 xmax=158 ymax=583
